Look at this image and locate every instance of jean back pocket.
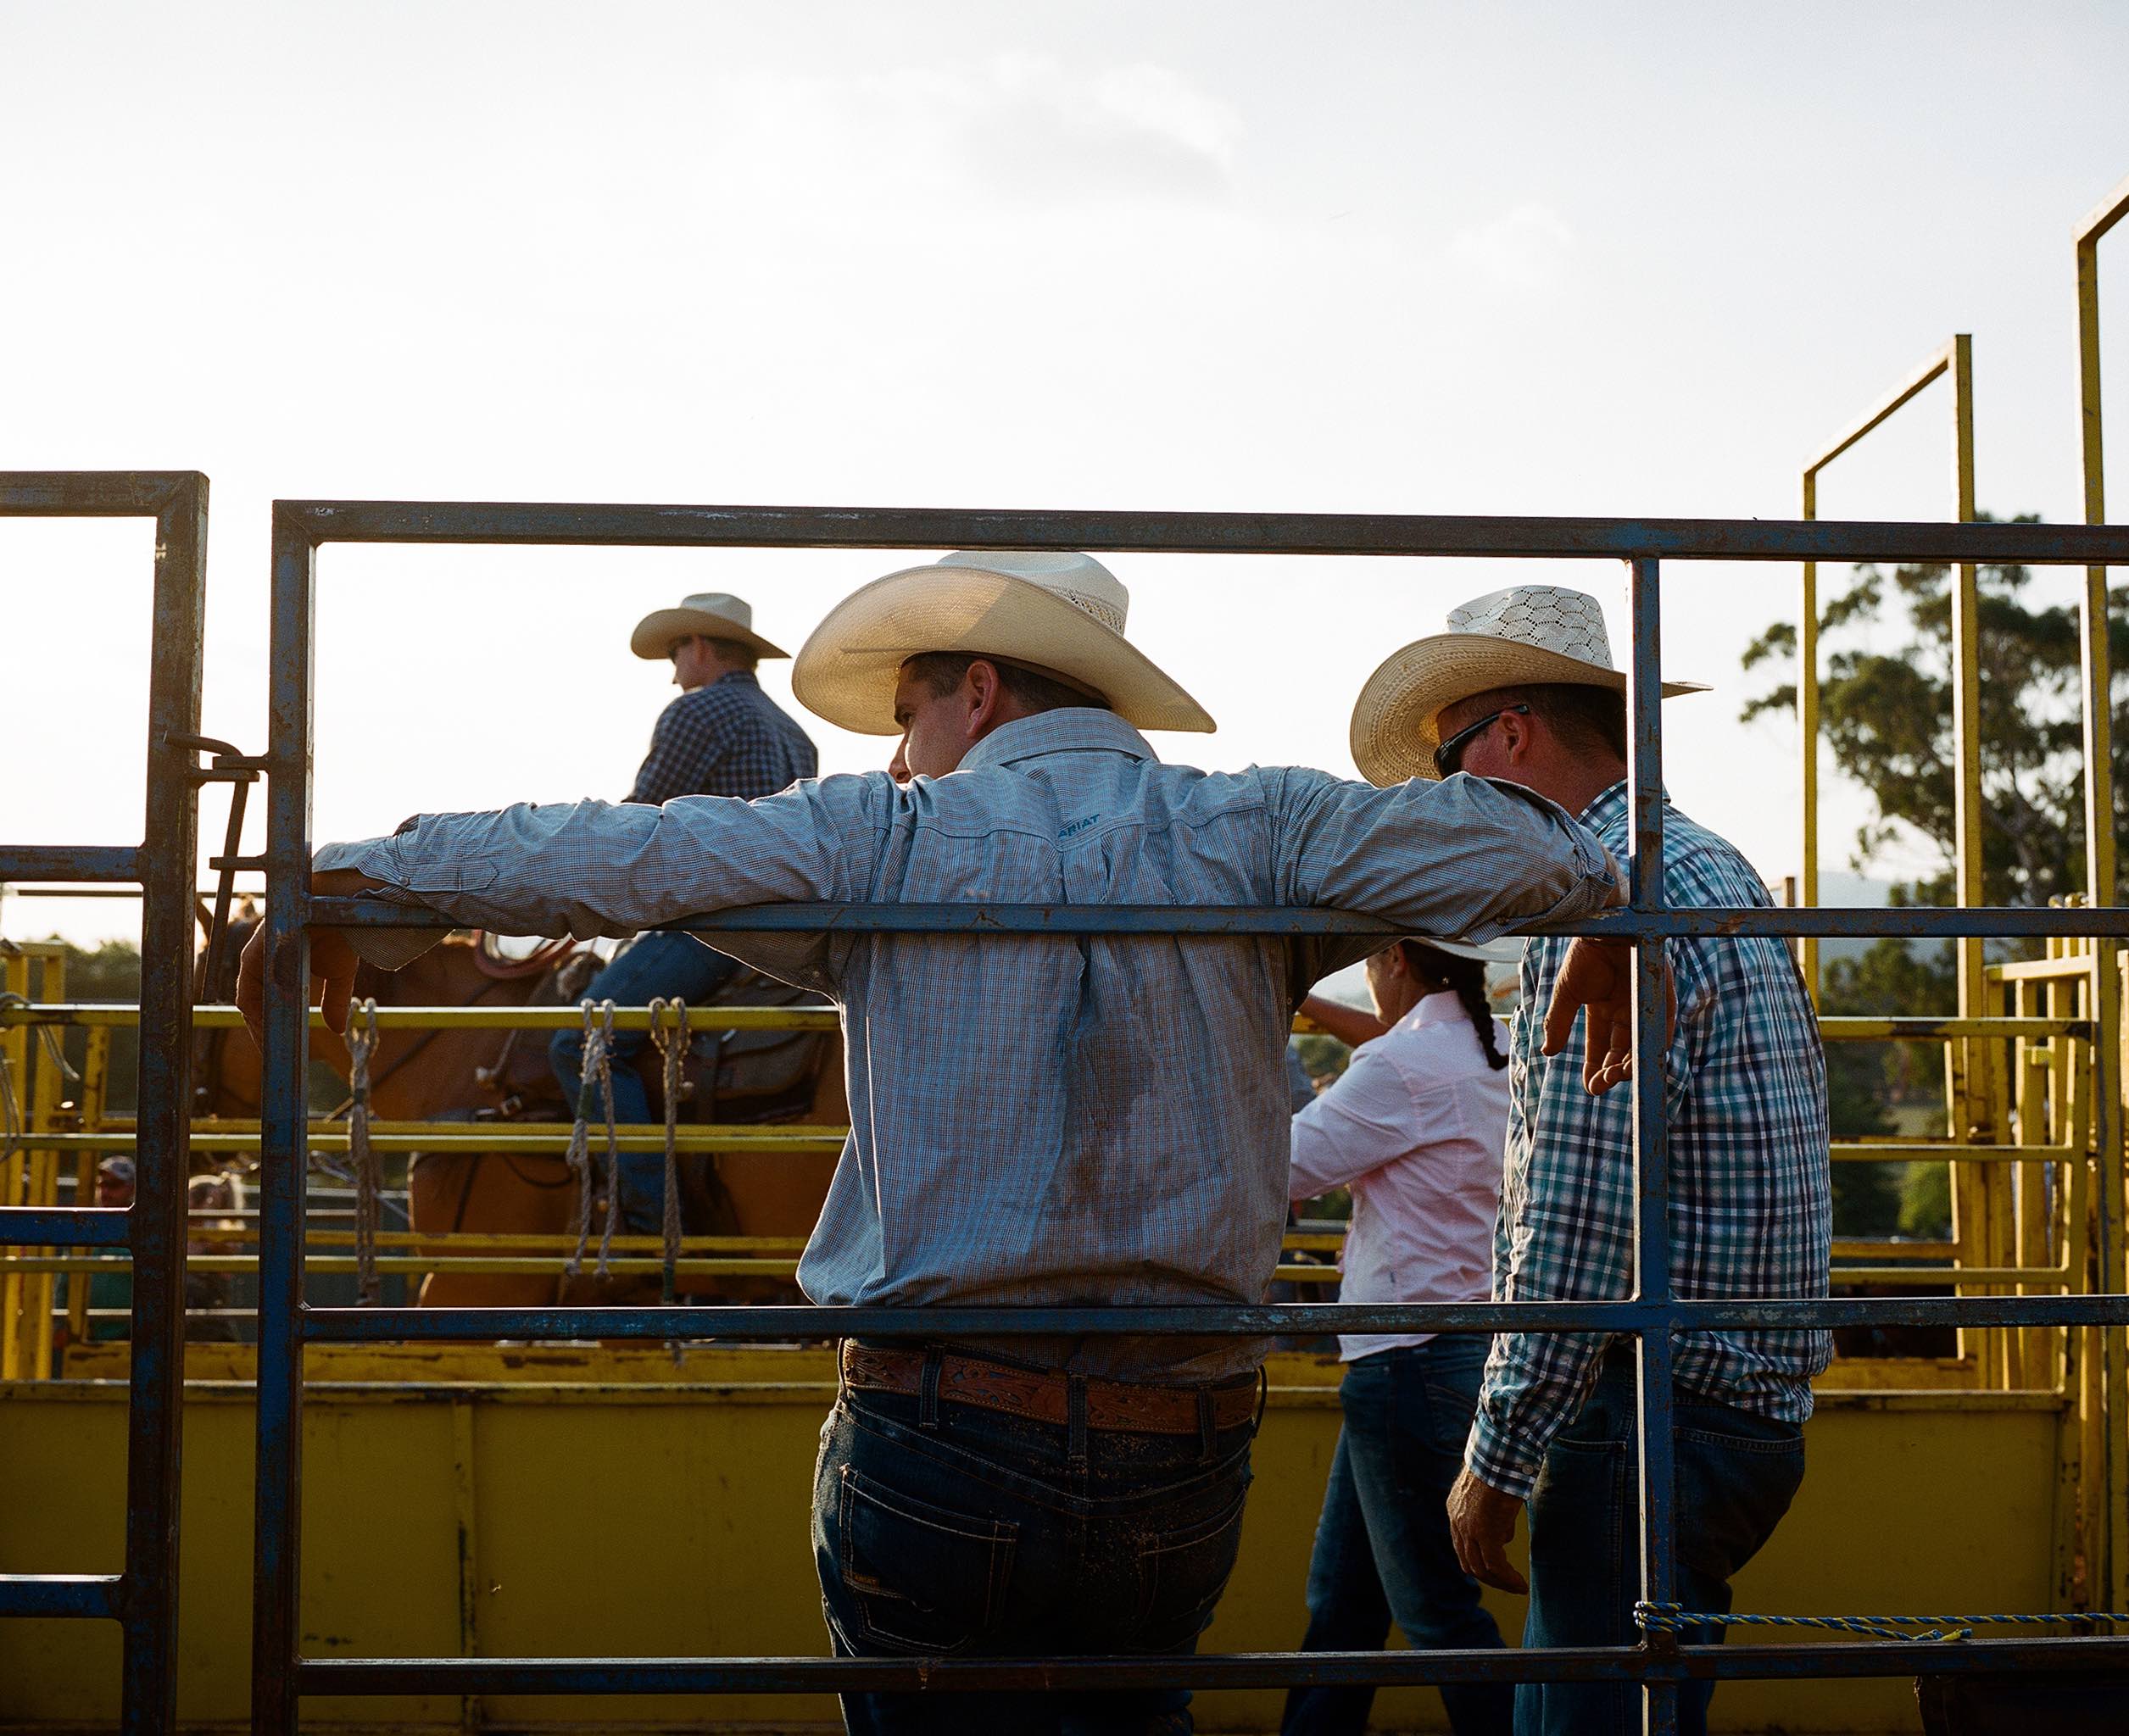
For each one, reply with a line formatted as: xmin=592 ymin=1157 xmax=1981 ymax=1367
xmin=833 ymin=1466 xmax=1019 ymax=1655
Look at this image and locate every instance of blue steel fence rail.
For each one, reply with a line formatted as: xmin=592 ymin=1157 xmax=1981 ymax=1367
xmin=0 ymin=472 xmax=209 ymax=1736
xmin=255 ymin=500 xmax=2129 ymax=1736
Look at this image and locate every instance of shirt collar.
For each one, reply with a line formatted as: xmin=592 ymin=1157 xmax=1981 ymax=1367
xmin=1402 ymin=990 xmax=1466 ymax=1032
xmin=711 ymin=669 xmax=761 ymax=690
xmin=961 ymin=709 xmax=1158 ymax=772
xmin=1579 ymin=780 xmax=1628 ymax=832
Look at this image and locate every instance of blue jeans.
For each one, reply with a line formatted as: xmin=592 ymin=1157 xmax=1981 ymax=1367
xmin=1281 ymin=1338 xmax=1512 ymax=1736
xmin=814 ymin=1357 xmax=1259 ymax=1735
xmin=1517 ymin=1353 xmax=1806 ymax=1736
xmin=547 ymin=930 xmax=740 ymax=1234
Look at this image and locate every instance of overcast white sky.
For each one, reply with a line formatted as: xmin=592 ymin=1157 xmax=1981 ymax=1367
xmin=4 ymin=2 xmax=2126 ymax=945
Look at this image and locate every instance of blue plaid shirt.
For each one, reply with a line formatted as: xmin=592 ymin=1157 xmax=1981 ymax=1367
xmin=318 ymin=709 xmax=1624 ymax=1379
xmin=1468 ymin=782 xmax=1832 ymax=1500
xmin=626 ymin=670 xmax=817 ymax=804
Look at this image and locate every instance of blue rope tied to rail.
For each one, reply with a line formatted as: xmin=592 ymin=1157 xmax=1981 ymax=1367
xmin=1635 ymin=1601 xmax=2129 ymax=1644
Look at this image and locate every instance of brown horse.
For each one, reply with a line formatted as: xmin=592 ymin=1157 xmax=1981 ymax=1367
xmin=198 ymin=917 xmax=844 ymax=1306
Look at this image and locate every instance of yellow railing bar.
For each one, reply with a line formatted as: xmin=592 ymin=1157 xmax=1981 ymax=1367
xmin=35 ymin=1130 xmax=850 ymax=1155
xmin=1828 ymin=1266 xmax=2074 ymax=1287
xmin=3 ymin=1002 xmax=2092 ymax=1041
xmin=1827 ymin=1143 xmax=2077 ymax=1165
xmin=1832 ymin=1240 xmax=1959 ymax=1259
xmin=164 ymin=1224 xmax=1356 ymax=1258
xmin=10 ymin=1249 xmax=2076 ymax=1289
xmin=0 ymin=1002 xmax=839 ymax=1032
xmin=0 ymin=1254 xmax=1350 ymax=1285
xmin=20 ymin=1132 xmax=2076 ymax=1165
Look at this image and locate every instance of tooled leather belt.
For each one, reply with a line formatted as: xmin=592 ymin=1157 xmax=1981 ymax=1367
xmin=839 ymin=1341 xmax=1260 ymax=1436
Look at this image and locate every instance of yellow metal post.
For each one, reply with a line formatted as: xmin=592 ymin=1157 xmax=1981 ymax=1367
xmin=0 ymin=948 xmax=27 ymax=1379
xmin=2076 ymin=170 xmax=2128 ymax=1610
xmin=1800 ymin=470 xmax=1820 ymax=1002
xmin=65 ymin=1025 xmax=109 ymax=1351
xmin=20 ymin=949 xmax=64 ymax=1380
xmin=1799 ymin=336 xmax=1992 ymax=1367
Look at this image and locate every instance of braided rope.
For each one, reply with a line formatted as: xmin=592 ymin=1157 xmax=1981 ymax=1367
xmin=343 ymin=999 xmax=382 ymax=1306
xmin=1636 ymin=1601 xmax=2129 ymax=1644
xmin=647 ymin=997 xmax=688 ymax=1306
xmin=562 ymin=1000 xmax=621 ymax=1277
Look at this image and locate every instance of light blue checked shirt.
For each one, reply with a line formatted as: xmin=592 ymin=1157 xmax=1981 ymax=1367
xmin=318 ymin=709 xmax=1623 ymax=1378
xmin=1468 ymin=782 xmax=1832 ymax=1499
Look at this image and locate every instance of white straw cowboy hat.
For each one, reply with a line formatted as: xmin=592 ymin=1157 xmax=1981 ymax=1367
xmin=790 ymin=550 xmax=1215 ymax=736
xmin=1407 ymin=934 xmax=1524 ymax=965
xmin=1348 ymin=583 xmax=1708 ymax=787
xmin=630 ymin=593 xmax=790 ymax=662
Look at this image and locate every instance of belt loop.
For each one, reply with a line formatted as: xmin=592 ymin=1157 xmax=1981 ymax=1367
xmin=1252 ymin=1367 xmax=1269 ymax=1438
xmin=1196 ymin=1388 xmax=1215 ymax=1462
xmin=918 ymin=1344 xmax=944 ymax=1431
xmin=1067 ymin=1374 xmax=1089 ymax=1472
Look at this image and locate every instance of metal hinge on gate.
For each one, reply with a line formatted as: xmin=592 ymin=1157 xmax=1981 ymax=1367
xmin=164 ymin=732 xmax=269 ymax=1000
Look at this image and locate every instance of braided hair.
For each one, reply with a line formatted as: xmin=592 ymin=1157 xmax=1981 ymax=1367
xmin=1397 ymin=940 xmax=1509 ymax=1071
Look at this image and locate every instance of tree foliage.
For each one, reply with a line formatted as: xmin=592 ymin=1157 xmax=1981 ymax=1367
xmin=1740 ymin=512 xmax=2129 ymax=910
xmin=1738 ymin=511 xmax=2129 ymax=1240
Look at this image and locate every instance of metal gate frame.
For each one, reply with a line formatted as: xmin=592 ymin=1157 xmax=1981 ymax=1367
xmin=1796 ymin=332 xmax=1977 ymax=1006
xmin=248 ymin=499 xmax=2129 ymax=1736
xmin=0 ymin=471 xmax=209 ymax=1734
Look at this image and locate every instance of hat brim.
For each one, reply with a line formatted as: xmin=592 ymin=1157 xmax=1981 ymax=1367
xmin=1350 ymin=634 xmax=1708 ymax=787
xmin=791 ymin=565 xmax=1215 ymax=736
xmin=1406 ymin=934 xmax=1524 ymax=965
xmin=630 ymin=608 xmax=789 ymax=662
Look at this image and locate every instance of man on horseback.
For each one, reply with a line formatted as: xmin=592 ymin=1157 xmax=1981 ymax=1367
xmin=547 ymin=590 xmax=816 ymax=1235
xmin=245 ymin=549 xmax=1651 ymax=1735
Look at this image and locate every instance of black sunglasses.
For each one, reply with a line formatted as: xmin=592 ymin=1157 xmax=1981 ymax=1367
xmin=1433 ymin=704 xmax=1530 ymax=778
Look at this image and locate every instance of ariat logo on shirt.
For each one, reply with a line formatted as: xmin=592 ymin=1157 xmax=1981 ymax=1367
xmin=1059 ymin=815 xmax=1101 ymax=841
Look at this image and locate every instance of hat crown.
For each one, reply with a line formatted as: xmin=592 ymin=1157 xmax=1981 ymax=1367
xmin=935 ymin=550 xmax=1129 ymax=635
xmin=1446 ymin=585 xmax=1613 ymax=670
xmin=677 ymin=592 xmax=754 ymax=631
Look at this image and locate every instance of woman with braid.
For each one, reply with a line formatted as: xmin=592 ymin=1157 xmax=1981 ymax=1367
xmin=1281 ymin=937 xmax=1519 ymax=1736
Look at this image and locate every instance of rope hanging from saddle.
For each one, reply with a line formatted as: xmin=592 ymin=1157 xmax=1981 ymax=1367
xmin=647 ymin=997 xmax=689 ymax=1305
xmin=343 ymin=999 xmax=382 ymax=1306
xmin=562 ymin=999 xmax=621 ymax=1278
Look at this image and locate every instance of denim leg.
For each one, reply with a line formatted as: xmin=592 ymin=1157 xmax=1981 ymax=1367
xmin=1516 ymin=1360 xmax=1806 ymax=1736
xmin=1341 ymin=1344 xmax=1513 ymax=1736
xmin=545 ymin=932 xmax=742 ymax=1233
xmin=1280 ymin=1429 xmax=1391 ymax=1736
xmin=815 ymin=1377 xmax=1253 ymax=1736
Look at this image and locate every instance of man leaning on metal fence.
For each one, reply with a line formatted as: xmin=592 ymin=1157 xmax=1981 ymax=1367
xmin=240 ymin=549 xmax=1652 ymax=1736
xmin=1351 ymin=584 xmax=1833 ymax=1736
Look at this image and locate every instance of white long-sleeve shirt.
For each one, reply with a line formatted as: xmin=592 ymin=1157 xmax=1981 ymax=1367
xmin=1290 ymin=992 xmax=1511 ymax=1362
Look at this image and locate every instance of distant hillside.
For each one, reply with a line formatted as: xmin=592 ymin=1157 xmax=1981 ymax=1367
xmin=1809 ymin=871 xmax=1950 ymax=966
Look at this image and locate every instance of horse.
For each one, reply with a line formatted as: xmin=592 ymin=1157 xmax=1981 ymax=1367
xmin=196 ymin=912 xmax=844 ymax=1307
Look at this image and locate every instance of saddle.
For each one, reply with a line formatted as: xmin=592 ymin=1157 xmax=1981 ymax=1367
xmin=668 ymin=969 xmax=835 ymax=1125
xmin=468 ymin=946 xmax=834 ymax=1127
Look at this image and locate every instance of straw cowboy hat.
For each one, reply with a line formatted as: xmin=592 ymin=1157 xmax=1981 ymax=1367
xmin=791 ymin=550 xmax=1215 ymax=736
xmin=1348 ymin=583 xmax=1708 ymax=787
xmin=629 ymin=593 xmax=790 ymax=662
xmin=1411 ymin=934 xmax=1523 ymax=965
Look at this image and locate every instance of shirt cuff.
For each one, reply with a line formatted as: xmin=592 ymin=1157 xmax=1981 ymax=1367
xmin=1463 ymin=1417 xmax=1545 ymax=1502
xmin=313 ymin=836 xmax=447 ymax=972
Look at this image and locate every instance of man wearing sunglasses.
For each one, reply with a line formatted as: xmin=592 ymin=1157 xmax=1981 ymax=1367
xmin=1349 ymin=583 xmax=1831 ymax=1736
xmin=546 ymin=592 xmax=818 ymax=1236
